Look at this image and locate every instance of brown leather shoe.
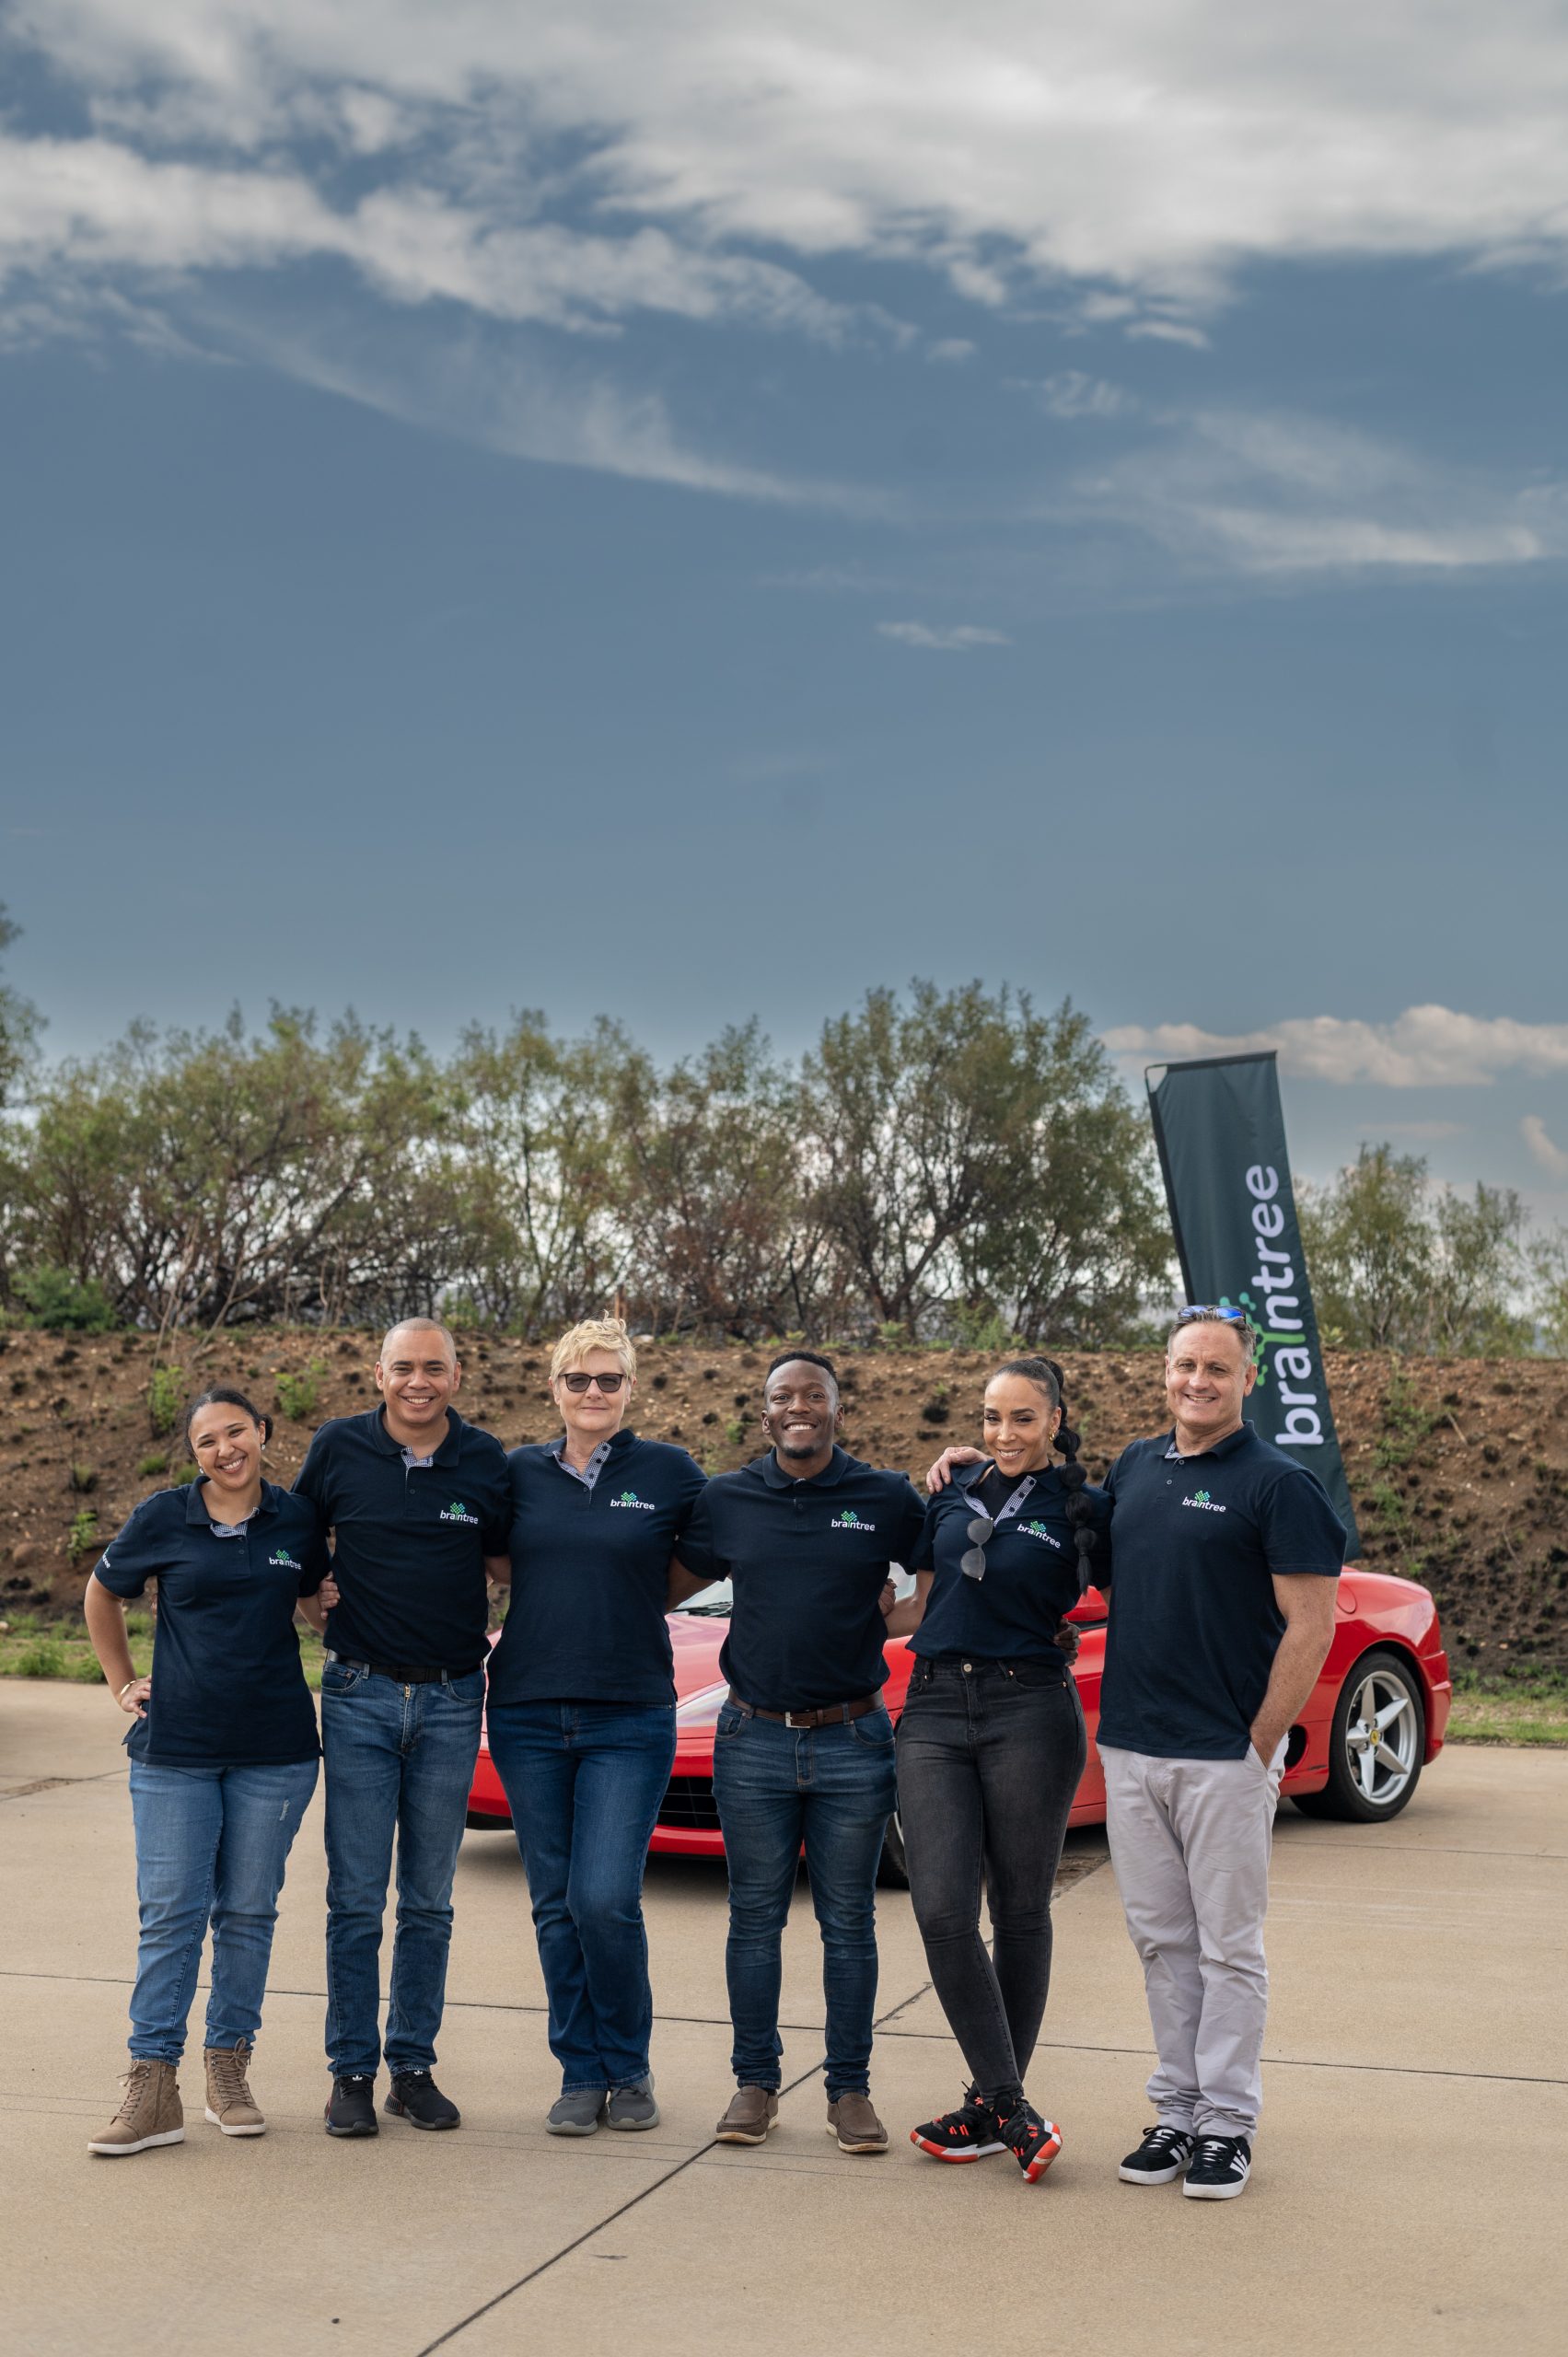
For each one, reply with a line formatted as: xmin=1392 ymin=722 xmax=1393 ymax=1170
xmin=828 ymin=2092 xmax=889 ymax=2154
xmin=714 ymin=2085 xmax=780 ymax=2144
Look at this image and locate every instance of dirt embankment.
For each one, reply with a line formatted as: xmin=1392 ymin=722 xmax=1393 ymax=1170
xmin=4 ymin=1330 xmax=1564 ymax=1672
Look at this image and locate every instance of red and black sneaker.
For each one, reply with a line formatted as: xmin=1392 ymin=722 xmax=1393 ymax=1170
xmin=996 ymin=2097 xmax=1063 ymax=2183
xmin=910 ymin=2091 xmax=1005 ymax=2163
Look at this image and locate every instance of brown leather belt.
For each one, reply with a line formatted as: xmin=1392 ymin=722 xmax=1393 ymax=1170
xmin=726 ymin=1688 xmax=881 ymax=1730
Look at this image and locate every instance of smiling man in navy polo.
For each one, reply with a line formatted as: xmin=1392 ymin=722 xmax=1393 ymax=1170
xmin=1098 ymin=1308 xmax=1344 ymax=2201
xmin=672 ymin=1352 xmax=923 ymax=2157
xmin=295 ymin=1318 xmax=510 ymax=2139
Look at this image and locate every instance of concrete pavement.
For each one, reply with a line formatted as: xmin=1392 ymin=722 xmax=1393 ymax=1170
xmin=2 ymin=1684 xmax=1563 ymax=2357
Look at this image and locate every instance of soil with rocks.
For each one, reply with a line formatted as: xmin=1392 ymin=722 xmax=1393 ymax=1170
xmin=3 ymin=1330 xmax=1564 ymax=1674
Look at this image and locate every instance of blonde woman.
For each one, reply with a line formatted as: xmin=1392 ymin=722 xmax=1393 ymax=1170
xmin=484 ymin=1318 xmax=706 ymax=2135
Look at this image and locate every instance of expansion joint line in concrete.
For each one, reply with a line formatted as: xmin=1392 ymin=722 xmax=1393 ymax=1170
xmin=0 ymin=1771 xmax=122 ymax=1803
xmin=410 ymin=1975 xmax=938 ymax=2357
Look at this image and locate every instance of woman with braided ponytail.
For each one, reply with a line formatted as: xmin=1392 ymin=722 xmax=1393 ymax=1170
xmin=883 ymin=1356 xmax=1109 ymax=2181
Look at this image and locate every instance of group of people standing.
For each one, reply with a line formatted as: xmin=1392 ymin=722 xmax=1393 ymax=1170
xmin=83 ymin=1306 xmax=1344 ymax=2203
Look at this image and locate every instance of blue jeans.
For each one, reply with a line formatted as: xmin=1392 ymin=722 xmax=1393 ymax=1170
xmin=486 ymin=1701 xmax=677 ymax=2093
xmin=711 ymin=1702 xmax=898 ymax=2099
xmin=126 ymin=1758 xmax=319 ymax=2063
xmin=320 ymin=1662 xmax=484 ymax=2079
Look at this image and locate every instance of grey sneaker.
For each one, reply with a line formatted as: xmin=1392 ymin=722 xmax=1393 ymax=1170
xmin=546 ymin=2088 xmax=608 ymax=2137
xmin=607 ymin=2077 xmax=660 ymax=2131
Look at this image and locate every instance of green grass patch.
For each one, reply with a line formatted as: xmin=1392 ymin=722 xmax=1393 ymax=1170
xmin=0 ymin=1609 xmax=326 ymax=1691
xmin=1446 ymin=1670 xmax=1568 ymax=1747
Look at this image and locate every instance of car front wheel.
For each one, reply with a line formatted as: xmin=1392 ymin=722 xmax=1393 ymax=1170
xmin=1292 ymin=1646 xmax=1426 ymax=1824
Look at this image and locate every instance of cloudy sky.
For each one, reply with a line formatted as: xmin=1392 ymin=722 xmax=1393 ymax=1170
xmin=3 ymin=1 xmax=1566 ymax=1212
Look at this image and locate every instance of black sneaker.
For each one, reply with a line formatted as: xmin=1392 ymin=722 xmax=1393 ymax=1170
xmin=910 ymin=2090 xmax=1005 ymax=2162
xmin=1182 ymin=2134 xmax=1251 ymax=2200
xmin=384 ymin=2070 xmax=461 ymax=2131
xmin=1119 ymin=2124 xmax=1196 ymax=2185
xmin=995 ymin=2097 xmax=1063 ymax=2183
xmin=324 ymin=2074 xmax=378 ymax=2138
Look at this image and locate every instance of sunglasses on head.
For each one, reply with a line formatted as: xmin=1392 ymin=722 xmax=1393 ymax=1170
xmin=559 ymin=1371 xmax=627 ymax=1395
xmin=1175 ymin=1304 xmax=1250 ymax=1327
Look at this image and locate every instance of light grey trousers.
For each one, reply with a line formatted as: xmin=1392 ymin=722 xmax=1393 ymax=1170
xmin=1100 ymin=1740 xmax=1285 ymax=2141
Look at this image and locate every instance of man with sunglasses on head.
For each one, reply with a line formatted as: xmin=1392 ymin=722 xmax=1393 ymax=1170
xmin=670 ymin=1353 xmax=924 ymax=2157
xmin=1098 ymin=1306 xmax=1344 ymax=2200
xmin=296 ymin=1318 xmax=511 ymax=2140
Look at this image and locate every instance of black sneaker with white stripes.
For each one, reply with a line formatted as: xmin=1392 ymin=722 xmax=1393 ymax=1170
xmin=1182 ymin=2134 xmax=1251 ymax=2200
xmin=1118 ymin=2124 xmax=1196 ymax=2185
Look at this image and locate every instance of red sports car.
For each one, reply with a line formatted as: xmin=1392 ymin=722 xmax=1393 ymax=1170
xmin=466 ymin=1570 xmax=1452 ymax=1881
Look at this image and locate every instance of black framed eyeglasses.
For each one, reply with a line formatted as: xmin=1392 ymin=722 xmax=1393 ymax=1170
xmin=960 ymin=1515 xmax=994 ymax=1581
xmin=560 ymin=1371 xmax=626 ymax=1394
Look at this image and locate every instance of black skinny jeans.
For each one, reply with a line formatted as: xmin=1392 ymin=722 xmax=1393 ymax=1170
xmin=896 ymin=1657 xmax=1086 ymax=2107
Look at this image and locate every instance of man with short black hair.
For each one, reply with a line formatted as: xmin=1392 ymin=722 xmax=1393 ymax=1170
xmin=672 ymin=1353 xmax=924 ymax=2156
xmin=1098 ymin=1308 xmax=1344 ymax=2200
xmin=296 ymin=1318 xmax=511 ymax=2139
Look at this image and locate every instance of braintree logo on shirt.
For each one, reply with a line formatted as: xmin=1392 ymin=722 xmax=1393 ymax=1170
xmin=1019 ymin=1520 xmax=1063 ymax=1550
xmin=1181 ymin=1489 xmax=1227 ymax=1513
xmin=611 ymin=1489 xmax=656 ymax=1512
xmin=831 ymin=1507 xmax=876 ymax=1531
xmin=440 ymin=1499 xmax=481 ymax=1525
xmin=267 ymin=1549 xmax=302 ymax=1570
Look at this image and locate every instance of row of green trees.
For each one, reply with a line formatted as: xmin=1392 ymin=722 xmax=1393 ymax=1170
xmin=0 ymin=924 xmax=1168 ymax=1341
xmin=1300 ymin=1144 xmax=1568 ymax=1356
xmin=3 ymin=909 xmax=1563 ymax=1352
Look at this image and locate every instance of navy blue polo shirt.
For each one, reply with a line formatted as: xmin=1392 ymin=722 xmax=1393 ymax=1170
xmin=486 ymin=1430 xmax=707 ymax=1707
xmin=678 ymin=1447 xmax=926 ymax=1710
xmin=93 ymin=1480 xmax=327 ymax=1768
xmin=294 ymin=1407 xmax=510 ymax=1673
xmin=1097 ymin=1424 xmax=1346 ymax=1759
xmin=912 ymin=1461 xmax=1111 ymax=1666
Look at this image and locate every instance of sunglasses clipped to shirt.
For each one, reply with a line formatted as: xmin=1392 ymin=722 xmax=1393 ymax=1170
xmin=961 ymin=1515 xmax=995 ymax=1582
xmin=559 ymin=1371 xmax=627 ymax=1394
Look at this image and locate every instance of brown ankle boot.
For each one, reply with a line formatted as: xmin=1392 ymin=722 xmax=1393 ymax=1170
xmin=204 ymin=2040 xmax=266 ymax=2136
xmin=88 ymin=2059 xmax=184 ymax=2156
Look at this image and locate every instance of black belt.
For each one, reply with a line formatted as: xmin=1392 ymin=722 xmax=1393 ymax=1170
xmin=726 ymin=1688 xmax=881 ymax=1729
xmin=326 ymin=1652 xmax=482 ymax=1686
xmin=914 ymin=1655 xmax=1065 ymax=1684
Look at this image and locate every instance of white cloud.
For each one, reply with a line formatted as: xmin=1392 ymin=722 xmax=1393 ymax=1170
xmin=1023 ymin=369 xmax=1138 ymax=419
xmin=1522 ymin=1115 xmax=1568 ymax=1178
xmin=220 ymin=312 xmax=881 ymax=505
xmin=1103 ymin=1008 xmax=1568 ymax=1088
xmin=10 ymin=3 xmax=1568 ymax=327
xmin=1063 ymin=407 xmax=1560 ymax=575
xmin=0 ymin=131 xmax=874 ymax=343
xmin=926 ymin=338 xmax=976 ymax=364
xmin=877 ymin=620 xmax=1013 ymax=650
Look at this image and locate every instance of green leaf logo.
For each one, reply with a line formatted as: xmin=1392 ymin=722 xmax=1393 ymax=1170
xmin=620 ymin=1491 xmax=638 ymax=1505
xmin=1193 ymin=1490 xmax=1211 ymax=1506
xmin=452 ymin=1501 xmax=466 ymax=1517
xmin=840 ymin=1507 xmax=859 ymax=1525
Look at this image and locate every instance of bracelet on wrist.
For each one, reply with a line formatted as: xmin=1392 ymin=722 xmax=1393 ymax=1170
xmin=117 ymin=1678 xmax=138 ymax=1701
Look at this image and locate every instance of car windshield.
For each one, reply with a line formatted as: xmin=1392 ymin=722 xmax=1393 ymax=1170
xmin=674 ymin=1581 xmax=733 ymax=1617
xmin=672 ymin=1566 xmax=915 ymax=1618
